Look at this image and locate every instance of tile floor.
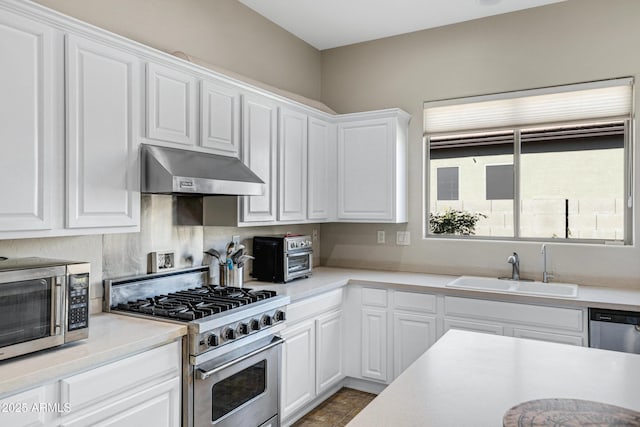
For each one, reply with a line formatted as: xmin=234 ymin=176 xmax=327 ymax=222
xmin=291 ymin=387 xmax=376 ymax=427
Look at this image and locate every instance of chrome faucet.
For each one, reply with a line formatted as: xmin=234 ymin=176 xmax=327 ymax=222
xmin=507 ymin=252 xmax=520 ymax=280
xmin=540 ymin=244 xmax=553 ymax=283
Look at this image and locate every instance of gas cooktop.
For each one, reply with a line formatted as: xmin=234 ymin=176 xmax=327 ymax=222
xmin=104 ymin=266 xmax=290 ymax=360
xmin=115 ymin=286 xmax=278 ymax=321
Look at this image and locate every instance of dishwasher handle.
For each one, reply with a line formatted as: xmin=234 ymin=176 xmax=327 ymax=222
xmin=590 ymin=308 xmax=640 ymax=325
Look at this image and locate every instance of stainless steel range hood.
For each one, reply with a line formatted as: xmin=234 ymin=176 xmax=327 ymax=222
xmin=141 ymin=144 xmax=264 ymax=196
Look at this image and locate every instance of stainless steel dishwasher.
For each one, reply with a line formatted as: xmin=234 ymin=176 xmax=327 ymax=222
xmin=589 ymin=308 xmax=640 ymax=354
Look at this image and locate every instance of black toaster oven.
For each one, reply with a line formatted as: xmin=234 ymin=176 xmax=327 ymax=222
xmin=252 ymin=235 xmax=312 ymax=283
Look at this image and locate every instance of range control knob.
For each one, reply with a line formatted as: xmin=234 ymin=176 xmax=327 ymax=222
xmin=223 ymin=327 xmax=236 ymax=341
xmin=260 ymin=314 xmax=272 ymax=327
xmin=208 ymin=334 xmax=219 ymax=347
xmin=274 ymin=310 xmax=286 ymax=322
xmin=250 ymin=319 xmax=261 ymax=331
xmin=237 ymin=323 xmax=250 ymax=335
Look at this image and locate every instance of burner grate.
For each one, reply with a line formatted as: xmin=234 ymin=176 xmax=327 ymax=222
xmin=114 ymin=286 xmax=277 ymax=321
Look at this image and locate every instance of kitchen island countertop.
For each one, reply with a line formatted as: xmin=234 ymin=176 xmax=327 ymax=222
xmin=347 ymin=329 xmax=640 ymax=426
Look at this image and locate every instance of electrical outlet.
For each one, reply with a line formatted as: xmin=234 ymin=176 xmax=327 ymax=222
xmin=396 ymin=231 xmax=410 ymax=246
xmin=312 ymin=228 xmax=318 ymax=241
xmin=232 ymin=235 xmax=240 ymax=245
xmin=377 ymin=230 xmax=385 ymax=244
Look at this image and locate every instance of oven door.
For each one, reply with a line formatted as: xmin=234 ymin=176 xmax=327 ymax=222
xmin=284 ymin=250 xmax=312 ymax=282
xmin=0 ymin=267 xmax=66 ymax=361
xmin=194 ymin=336 xmax=282 ymax=427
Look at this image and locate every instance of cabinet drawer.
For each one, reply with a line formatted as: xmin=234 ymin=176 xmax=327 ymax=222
xmin=393 ymin=291 xmax=436 ymax=313
xmin=287 ymin=288 xmax=343 ymax=323
xmin=444 ymin=297 xmax=583 ymax=332
xmin=0 ymin=383 xmax=58 ymax=427
xmin=362 ymin=287 xmax=387 ymax=307
xmin=443 ymin=318 xmax=504 ymax=336
xmin=60 ymin=341 xmax=181 ymax=411
xmin=512 ymin=328 xmax=584 ymax=346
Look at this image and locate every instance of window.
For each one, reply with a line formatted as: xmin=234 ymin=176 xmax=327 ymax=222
xmin=486 ymin=164 xmax=514 ymax=200
xmin=424 ymin=78 xmax=633 ymax=243
xmin=437 ymin=167 xmax=459 ymax=200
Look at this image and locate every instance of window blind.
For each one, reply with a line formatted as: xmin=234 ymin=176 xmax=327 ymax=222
xmin=424 ymin=78 xmax=633 ymax=134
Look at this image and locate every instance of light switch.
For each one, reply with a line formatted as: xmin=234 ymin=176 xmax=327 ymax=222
xmin=396 ymin=231 xmax=410 ymax=246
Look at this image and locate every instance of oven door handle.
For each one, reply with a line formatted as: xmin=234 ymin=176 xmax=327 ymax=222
xmin=196 ymin=336 xmax=284 ymax=380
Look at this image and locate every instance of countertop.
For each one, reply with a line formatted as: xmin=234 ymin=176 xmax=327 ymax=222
xmin=250 ymin=267 xmax=640 ymax=310
xmin=0 ymin=313 xmax=187 ymax=397
xmin=347 ymin=329 xmax=640 ymax=427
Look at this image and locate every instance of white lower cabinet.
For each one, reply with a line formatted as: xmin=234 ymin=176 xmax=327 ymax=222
xmin=393 ymin=312 xmax=437 ymax=378
xmin=281 ymin=319 xmax=316 ymax=419
xmin=0 ymin=383 xmax=59 ymax=427
xmin=58 ymin=340 xmax=181 ymax=427
xmin=443 ymin=318 xmax=505 ymax=335
xmin=0 ymin=341 xmax=181 ymax=427
xmin=361 ymin=308 xmax=388 ymax=382
xmin=512 ymin=328 xmax=585 ymax=346
xmin=58 ymin=377 xmax=180 ymax=427
xmin=280 ymin=289 xmax=344 ymax=424
xmin=316 ymin=310 xmax=343 ymax=395
xmin=442 ymin=296 xmax=587 ymax=345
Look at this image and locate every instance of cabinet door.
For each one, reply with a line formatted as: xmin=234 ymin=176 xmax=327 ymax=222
xmin=361 ymin=308 xmax=388 ymax=382
xmin=337 ymin=118 xmax=394 ymax=221
xmin=0 ymin=11 xmax=59 ymax=231
xmin=66 ymin=35 xmax=140 ymax=228
xmin=393 ymin=312 xmax=437 ymax=378
xmin=281 ymin=319 xmax=316 ymax=419
xmin=241 ymin=94 xmax=277 ymax=222
xmin=316 ymin=310 xmax=344 ymax=395
xmin=146 ymin=62 xmax=197 ymax=146
xmin=307 ymin=117 xmax=336 ymax=221
xmin=278 ymin=108 xmax=307 ymax=221
xmin=200 ymin=80 xmax=240 ymax=155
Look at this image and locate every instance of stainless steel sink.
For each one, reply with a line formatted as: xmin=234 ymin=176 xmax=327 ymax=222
xmin=446 ymin=276 xmax=578 ymax=298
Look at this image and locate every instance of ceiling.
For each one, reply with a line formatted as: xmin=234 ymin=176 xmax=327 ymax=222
xmin=238 ymin=0 xmax=566 ymax=50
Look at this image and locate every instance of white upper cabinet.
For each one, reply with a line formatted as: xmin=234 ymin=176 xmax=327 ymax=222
xmin=0 ymin=10 xmax=60 ymax=232
xmin=278 ymin=107 xmax=308 ymax=222
xmin=146 ymin=62 xmax=198 ymax=146
xmin=241 ymin=93 xmax=278 ymax=223
xmin=66 ymin=35 xmax=140 ymax=228
xmin=337 ymin=111 xmax=409 ymax=223
xmin=200 ymin=79 xmax=241 ymax=155
xmin=307 ymin=117 xmax=337 ymax=221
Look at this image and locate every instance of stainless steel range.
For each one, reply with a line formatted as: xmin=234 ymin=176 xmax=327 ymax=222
xmin=103 ymin=266 xmax=289 ymax=427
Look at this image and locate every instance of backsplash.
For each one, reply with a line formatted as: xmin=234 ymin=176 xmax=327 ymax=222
xmin=0 ymin=194 xmax=321 ymax=314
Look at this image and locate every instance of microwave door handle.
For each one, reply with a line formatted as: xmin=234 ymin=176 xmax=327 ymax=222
xmin=51 ymin=276 xmax=63 ymax=336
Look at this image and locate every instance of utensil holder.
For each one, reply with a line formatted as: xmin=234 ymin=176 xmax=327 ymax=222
xmin=219 ymin=264 xmax=230 ymax=286
xmin=233 ymin=266 xmax=244 ymax=288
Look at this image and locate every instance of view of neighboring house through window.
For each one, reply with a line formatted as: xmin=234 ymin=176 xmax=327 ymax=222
xmin=436 ymin=167 xmax=459 ymax=200
xmin=424 ymin=78 xmax=633 ymax=243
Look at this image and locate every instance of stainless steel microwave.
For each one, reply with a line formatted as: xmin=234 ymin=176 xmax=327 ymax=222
xmin=0 ymin=258 xmax=90 ymax=361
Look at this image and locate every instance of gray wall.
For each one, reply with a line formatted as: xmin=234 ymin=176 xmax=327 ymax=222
xmin=320 ymin=0 xmax=640 ymax=288
xmin=34 ymin=0 xmax=322 ymax=100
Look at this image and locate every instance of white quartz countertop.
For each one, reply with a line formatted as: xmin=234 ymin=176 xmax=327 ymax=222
xmin=347 ymin=330 xmax=640 ymax=427
xmin=0 ymin=313 xmax=187 ymax=397
xmin=249 ymin=267 xmax=640 ymax=310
